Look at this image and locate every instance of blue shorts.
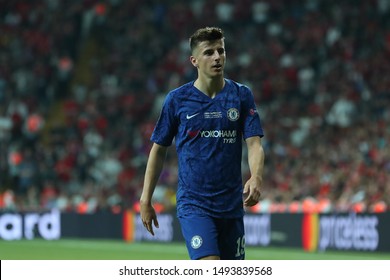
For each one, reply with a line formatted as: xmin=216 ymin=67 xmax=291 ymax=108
xmin=178 ymin=213 xmax=245 ymax=260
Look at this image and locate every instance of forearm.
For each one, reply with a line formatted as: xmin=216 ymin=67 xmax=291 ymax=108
xmin=243 ymin=136 xmax=264 ymax=206
xmin=247 ymin=137 xmax=264 ymax=180
xmin=140 ymin=143 xmax=168 ymax=205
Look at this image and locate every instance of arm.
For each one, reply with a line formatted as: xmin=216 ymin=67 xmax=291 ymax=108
xmin=140 ymin=143 xmax=168 ymax=235
xmin=243 ymin=136 xmax=265 ymax=207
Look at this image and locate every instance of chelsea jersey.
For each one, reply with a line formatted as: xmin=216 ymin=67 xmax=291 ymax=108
xmin=151 ymin=79 xmax=264 ymax=218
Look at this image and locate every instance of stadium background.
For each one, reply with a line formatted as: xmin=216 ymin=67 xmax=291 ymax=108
xmin=0 ymin=0 xmax=389 ymax=259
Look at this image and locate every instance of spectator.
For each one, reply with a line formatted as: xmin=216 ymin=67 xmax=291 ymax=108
xmin=0 ymin=0 xmax=389 ymax=213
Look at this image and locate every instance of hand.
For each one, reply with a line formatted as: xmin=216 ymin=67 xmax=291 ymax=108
xmin=243 ymin=176 xmax=262 ymax=207
xmin=140 ymin=202 xmax=159 ymax=236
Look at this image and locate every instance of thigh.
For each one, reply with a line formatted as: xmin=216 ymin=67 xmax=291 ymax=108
xmin=178 ymin=214 xmax=220 ymax=260
xmin=217 ymin=217 xmax=245 ymax=260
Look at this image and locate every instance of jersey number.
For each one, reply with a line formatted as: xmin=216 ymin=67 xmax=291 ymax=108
xmin=235 ymin=236 xmax=245 ymax=257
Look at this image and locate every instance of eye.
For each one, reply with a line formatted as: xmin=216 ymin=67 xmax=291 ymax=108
xmin=218 ymin=48 xmax=225 ymax=55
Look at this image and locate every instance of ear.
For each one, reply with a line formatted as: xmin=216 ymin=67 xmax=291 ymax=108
xmin=190 ymin=56 xmax=198 ymax=68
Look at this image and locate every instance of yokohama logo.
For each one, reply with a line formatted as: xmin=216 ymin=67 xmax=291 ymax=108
xmin=200 ymin=130 xmax=236 ymax=138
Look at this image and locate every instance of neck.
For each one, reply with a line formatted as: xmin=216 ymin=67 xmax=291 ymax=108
xmin=194 ymin=76 xmax=225 ymax=98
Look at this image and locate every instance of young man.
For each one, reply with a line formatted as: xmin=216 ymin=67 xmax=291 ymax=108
xmin=140 ymin=27 xmax=265 ymax=260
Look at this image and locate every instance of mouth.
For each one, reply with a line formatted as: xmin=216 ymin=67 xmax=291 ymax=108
xmin=213 ymin=64 xmax=222 ymax=70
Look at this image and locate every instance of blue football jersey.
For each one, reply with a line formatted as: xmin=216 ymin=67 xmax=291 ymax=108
xmin=151 ymin=79 xmax=264 ymax=218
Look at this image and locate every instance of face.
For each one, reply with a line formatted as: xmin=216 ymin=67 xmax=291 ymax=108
xmin=190 ymin=39 xmax=226 ymax=79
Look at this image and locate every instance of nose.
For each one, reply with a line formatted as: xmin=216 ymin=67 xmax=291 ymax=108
xmin=213 ymin=50 xmax=221 ymax=61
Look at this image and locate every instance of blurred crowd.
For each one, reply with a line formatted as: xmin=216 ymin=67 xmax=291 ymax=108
xmin=0 ymin=0 xmax=389 ymax=214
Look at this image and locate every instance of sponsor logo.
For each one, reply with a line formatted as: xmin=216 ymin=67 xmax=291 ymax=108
xmin=191 ymin=235 xmax=203 ymax=249
xmin=187 ymin=130 xmax=200 ymax=139
xmin=187 ymin=129 xmax=237 ymax=143
xmin=0 ymin=210 xmax=61 ymax=240
xmin=200 ymin=130 xmax=236 ymax=138
xmin=186 ymin=113 xmax=200 ymax=120
xmin=318 ymin=213 xmax=379 ymax=251
xmin=227 ymin=108 xmax=240 ymax=121
xmin=200 ymin=130 xmax=237 ymax=143
xmin=244 ymin=214 xmax=271 ymax=246
xmin=302 ymin=213 xmax=379 ymax=252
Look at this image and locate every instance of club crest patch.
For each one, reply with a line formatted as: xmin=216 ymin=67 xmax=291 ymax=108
xmin=191 ymin=235 xmax=203 ymax=249
xmin=227 ymin=108 xmax=240 ymax=121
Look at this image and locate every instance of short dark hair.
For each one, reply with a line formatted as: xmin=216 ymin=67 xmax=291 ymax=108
xmin=189 ymin=27 xmax=224 ymax=52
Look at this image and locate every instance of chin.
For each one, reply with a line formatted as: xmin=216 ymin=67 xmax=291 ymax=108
xmin=212 ymin=70 xmax=224 ymax=76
